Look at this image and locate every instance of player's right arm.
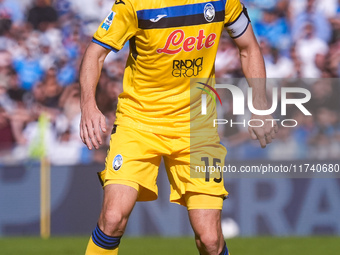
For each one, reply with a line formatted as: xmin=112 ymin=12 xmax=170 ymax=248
xmin=80 ymin=0 xmax=138 ymax=150
xmin=79 ymin=42 xmax=110 ymax=150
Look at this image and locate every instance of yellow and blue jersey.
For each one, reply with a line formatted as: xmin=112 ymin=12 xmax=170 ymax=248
xmin=93 ymin=0 xmax=250 ymax=136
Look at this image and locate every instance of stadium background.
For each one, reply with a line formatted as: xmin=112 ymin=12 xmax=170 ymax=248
xmin=0 ymin=0 xmax=340 ymax=254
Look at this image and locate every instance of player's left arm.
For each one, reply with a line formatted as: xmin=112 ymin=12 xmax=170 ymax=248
xmin=233 ymin=24 xmax=278 ymax=148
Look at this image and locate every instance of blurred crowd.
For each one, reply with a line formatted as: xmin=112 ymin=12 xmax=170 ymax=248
xmin=0 ymin=0 xmax=339 ymax=165
xmin=0 ymin=0 xmax=125 ymax=164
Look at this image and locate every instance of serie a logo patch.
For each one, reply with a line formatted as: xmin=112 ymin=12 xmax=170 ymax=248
xmin=113 ymin=154 xmax=123 ymax=171
xmin=101 ymin=11 xmax=115 ymax=31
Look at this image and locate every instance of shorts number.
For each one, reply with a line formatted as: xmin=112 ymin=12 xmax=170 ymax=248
xmin=201 ymin=157 xmax=223 ymax=183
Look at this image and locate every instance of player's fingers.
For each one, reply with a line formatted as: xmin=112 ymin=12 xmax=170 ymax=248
xmin=265 ymin=134 xmax=272 ymax=144
xmin=270 ymin=128 xmax=276 ymax=139
xmin=248 ymin=127 xmax=258 ymax=140
xmin=274 ymin=122 xmax=279 ymax=133
xmin=253 ymin=128 xmax=267 ymax=148
xmin=258 ymin=136 xmax=267 ymax=148
xmin=80 ymin=120 xmax=88 ymax=145
xmin=80 ymin=124 xmax=85 ymax=144
xmin=264 ymin=126 xmax=273 ymax=144
xmin=93 ymin=119 xmax=103 ymax=146
xmin=87 ymin=121 xmax=99 ymax=149
xmin=82 ymin=123 xmax=93 ymax=150
xmin=100 ymin=115 xmax=107 ymax=133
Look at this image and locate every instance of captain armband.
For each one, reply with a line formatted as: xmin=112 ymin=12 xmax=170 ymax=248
xmin=225 ymin=5 xmax=251 ymax=39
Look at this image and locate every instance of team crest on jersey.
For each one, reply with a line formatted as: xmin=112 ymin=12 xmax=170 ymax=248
xmin=113 ymin=154 xmax=123 ymax=171
xmin=204 ymin=3 xmax=215 ymax=22
xmin=101 ymin=11 xmax=115 ymax=31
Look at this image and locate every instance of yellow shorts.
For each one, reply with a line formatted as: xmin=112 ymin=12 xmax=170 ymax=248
xmin=98 ymin=125 xmax=228 ymax=210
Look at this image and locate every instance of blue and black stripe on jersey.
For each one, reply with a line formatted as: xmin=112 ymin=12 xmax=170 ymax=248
xmin=92 ymin=37 xmax=119 ymax=52
xmin=137 ymin=1 xmax=225 ymax=29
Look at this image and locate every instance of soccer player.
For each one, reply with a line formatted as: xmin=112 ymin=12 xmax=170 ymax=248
xmin=79 ymin=0 xmax=278 ymax=254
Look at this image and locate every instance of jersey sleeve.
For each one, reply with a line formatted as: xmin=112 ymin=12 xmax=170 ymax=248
xmin=92 ymin=0 xmax=138 ymax=52
xmin=224 ymin=0 xmax=251 ymax=39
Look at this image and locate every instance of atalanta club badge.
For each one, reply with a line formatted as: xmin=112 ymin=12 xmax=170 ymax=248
xmin=113 ymin=154 xmax=123 ymax=171
xmin=204 ymin=3 xmax=215 ymax=22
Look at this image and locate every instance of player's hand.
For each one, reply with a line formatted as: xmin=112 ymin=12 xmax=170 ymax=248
xmin=80 ymin=102 xmax=107 ymax=150
xmin=248 ymin=114 xmax=278 ymax=148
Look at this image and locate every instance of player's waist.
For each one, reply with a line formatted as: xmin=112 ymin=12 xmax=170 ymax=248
xmin=115 ymin=113 xmax=217 ymax=137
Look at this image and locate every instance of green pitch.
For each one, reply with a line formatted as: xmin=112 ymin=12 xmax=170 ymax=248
xmin=0 ymin=236 xmax=339 ymax=255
